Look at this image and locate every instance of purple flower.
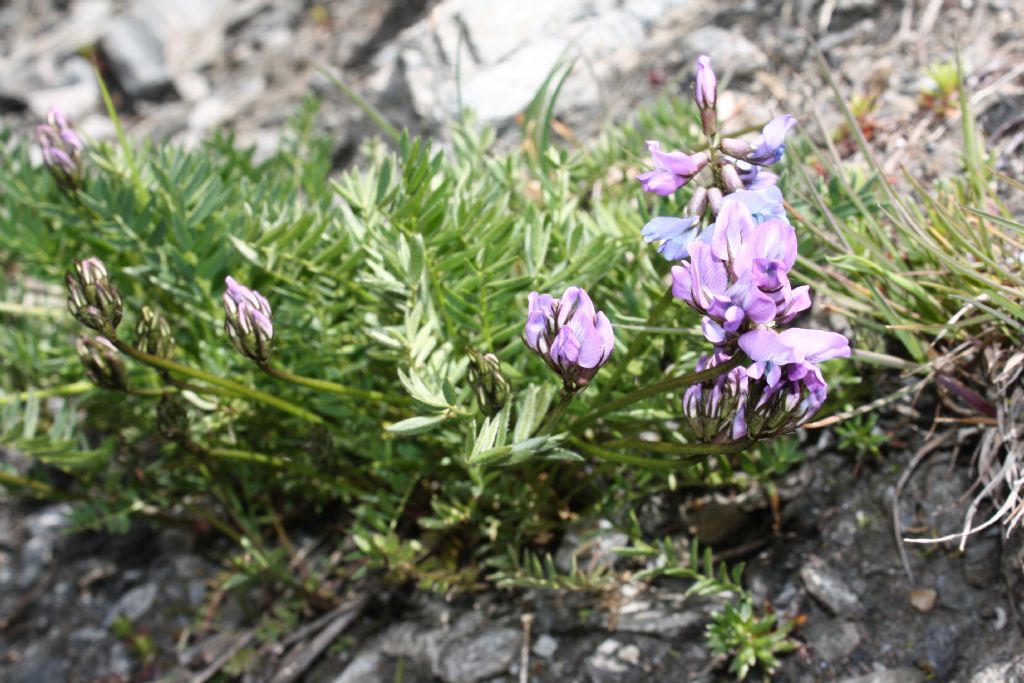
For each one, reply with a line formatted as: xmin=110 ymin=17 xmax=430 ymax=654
xmin=735 ymin=160 xmax=778 ymax=190
xmin=636 ymin=142 xmax=708 ymax=195
xmin=731 ymin=186 xmax=787 ymax=224
xmin=641 ymin=215 xmax=710 ymax=261
xmin=694 ymin=55 xmax=716 ymax=110
xmin=748 ymin=115 xmax=797 ymax=166
xmin=523 ymin=286 xmax=614 ymax=392
xmin=36 ymin=106 xmax=85 ymax=189
xmin=739 ymin=327 xmax=850 ymax=388
xmin=223 ymin=276 xmax=274 ymax=364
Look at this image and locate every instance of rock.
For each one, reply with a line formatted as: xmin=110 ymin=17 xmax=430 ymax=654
xmin=370 ymin=0 xmax=709 ymax=126
xmin=909 ymin=587 xmax=937 ymax=613
xmin=18 ymin=504 xmax=71 ymax=588
xmin=962 ymin=536 xmax=1000 ymax=588
xmin=435 ymin=626 xmax=521 ymax=683
xmin=922 ymin=622 xmax=959 ymax=681
xmin=839 ymin=668 xmax=926 ymax=683
xmin=555 ymin=519 xmax=628 ymax=574
xmin=681 ymin=495 xmax=753 ymax=545
xmin=587 ymin=639 xmax=631 ymax=679
xmin=331 ymin=650 xmax=387 ymax=683
xmin=105 ymin=582 xmax=158 ymax=624
xmin=24 ymin=56 xmax=100 ymax=120
xmin=6 ymin=642 xmax=69 ymax=683
xmin=533 ymin=633 xmax=559 ymax=659
xmin=611 ymin=590 xmax=719 ymax=637
xmin=970 ymin=652 xmax=1024 ymax=683
xmin=101 ymin=15 xmax=174 ymax=99
xmin=805 ymin=618 xmax=861 ymax=662
xmin=800 ymin=559 xmax=862 ymax=616
xmin=681 ymin=26 xmax=768 ymax=77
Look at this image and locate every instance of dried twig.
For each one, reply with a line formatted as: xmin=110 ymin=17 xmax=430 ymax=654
xmin=191 ymin=630 xmax=255 ymax=683
xmin=266 ymin=593 xmax=369 ymax=683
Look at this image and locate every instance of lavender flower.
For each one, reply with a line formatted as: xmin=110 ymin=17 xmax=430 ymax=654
xmin=636 ymin=141 xmax=708 ymax=195
xmin=36 ymin=106 xmax=84 ymax=189
xmin=523 ymin=286 xmax=614 ymax=392
xmin=65 ymin=257 xmax=122 ymax=332
xmin=641 ymin=215 xmax=709 ymax=261
xmin=671 ymin=198 xmax=808 ymax=345
xmin=747 ymin=115 xmax=797 ymax=165
xmin=223 ymin=276 xmax=274 ymax=365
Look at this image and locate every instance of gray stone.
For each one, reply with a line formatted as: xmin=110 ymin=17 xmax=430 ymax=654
xmin=806 ymin=618 xmax=861 ymax=662
xmin=101 ymin=15 xmax=173 ymax=99
xmin=800 ymin=560 xmax=863 ymax=616
xmin=105 ymin=582 xmax=158 ymax=624
xmin=839 ymin=669 xmax=926 ymax=683
xmin=970 ymin=653 xmax=1024 ymax=683
xmin=436 ymin=626 xmax=520 ymax=683
xmin=6 ymin=642 xmax=68 ymax=683
xmin=18 ymin=504 xmax=71 ymax=588
xmin=680 ymin=26 xmax=768 ymax=77
xmin=555 ymin=519 xmax=628 ymax=574
xmin=532 ymin=633 xmax=559 ymax=658
xmin=331 ymin=650 xmax=387 ymax=683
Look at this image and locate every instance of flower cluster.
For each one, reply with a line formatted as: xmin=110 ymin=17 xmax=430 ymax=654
xmin=638 ymin=55 xmax=849 ymax=441
xmin=36 ymin=106 xmax=85 ymax=190
xmin=523 ymin=287 xmax=615 ymax=393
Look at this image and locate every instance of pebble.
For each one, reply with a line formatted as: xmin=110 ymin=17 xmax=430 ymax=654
xmin=909 ymin=587 xmax=938 ymax=613
xmin=105 ymin=582 xmax=158 ymax=625
xmin=800 ymin=560 xmax=863 ymax=616
xmin=533 ymin=633 xmax=559 ymax=658
xmin=838 ymin=668 xmax=926 ymax=683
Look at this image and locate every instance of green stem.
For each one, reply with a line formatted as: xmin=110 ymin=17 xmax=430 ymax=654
xmin=603 ymin=437 xmax=754 ymax=456
xmin=573 ymin=354 xmax=744 ymax=433
xmin=0 ymin=380 xmax=94 ymax=405
xmin=571 ymin=437 xmax=752 ymax=471
xmin=261 ymin=363 xmax=405 ymax=404
xmin=537 ymin=391 xmax=575 ymax=436
xmin=0 ymin=301 xmax=64 ymax=318
xmin=109 ymin=338 xmax=325 ymax=425
xmin=0 ymin=470 xmax=71 ymax=498
xmin=605 ymin=287 xmax=675 ymax=393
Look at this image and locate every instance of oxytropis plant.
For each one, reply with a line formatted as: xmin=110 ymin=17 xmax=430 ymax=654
xmin=524 ymin=55 xmax=849 ymax=447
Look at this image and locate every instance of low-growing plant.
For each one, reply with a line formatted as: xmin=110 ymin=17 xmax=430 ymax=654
xmin=2 ymin=57 xmax=862 ymax=676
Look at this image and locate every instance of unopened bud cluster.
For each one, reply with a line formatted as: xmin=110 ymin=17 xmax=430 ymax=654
xmin=76 ymin=335 xmax=127 ymax=391
xmin=467 ymin=349 xmax=511 ymax=417
xmin=66 ymin=257 xmax=123 ymax=333
xmin=135 ymin=306 xmax=175 ymax=358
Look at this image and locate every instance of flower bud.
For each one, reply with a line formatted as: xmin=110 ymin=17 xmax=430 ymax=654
xmin=467 ymin=349 xmax=512 ymax=417
xmin=686 ymin=186 xmax=708 ymax=218
xmin=694 ymin=55 xmax=717 ymax=111
xmin=76 ymin=335 xmax=127 ymax=391
xmin=720 ymin=138 xmax=754 ymax=158
xmin=65 ymin=257 xmax=122 ymax=332
xmin=706 ymin=188 xmax=724 ymax=217
xmin=681 ymin=354 xmax=747 ymax=442
xmin=720 ymin=163 xmax=744 ymax=193
xmin=135 ymin=305 xmax=175 ymax=358
xmin=37 ymin=107 xmax=85 ymax=190
xmin=523 ymin=286 xmax=615 ymax=393
xmin=222 ymin=276 xmax=274 ymax=365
